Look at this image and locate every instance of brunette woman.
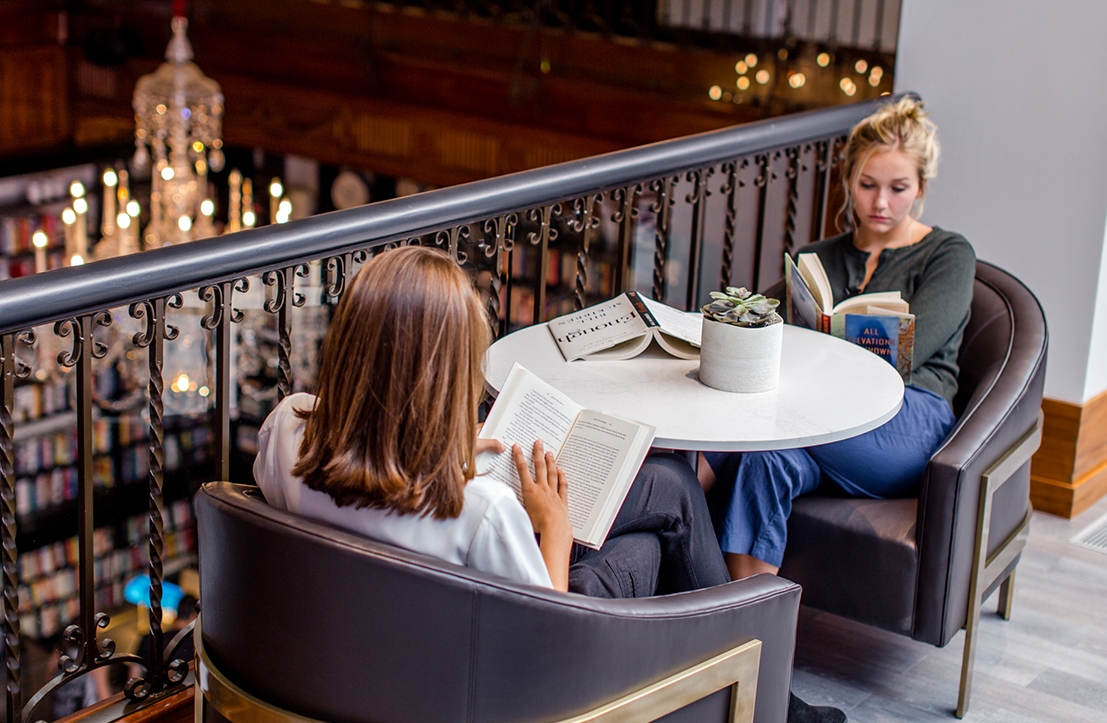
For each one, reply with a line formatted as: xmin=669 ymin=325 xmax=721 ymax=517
xmin=700 ymin=97 xmax=974 ymax=582
xmin=253 ymin=245 xmax=728 ymax=597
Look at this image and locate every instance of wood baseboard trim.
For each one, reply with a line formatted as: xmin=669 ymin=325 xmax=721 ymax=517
xmin=1031 ymin=389 xmax=1107 ymax=518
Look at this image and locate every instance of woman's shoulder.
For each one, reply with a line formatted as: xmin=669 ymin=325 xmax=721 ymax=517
xmin=800 ymin=230 xmax=854 ymax=257
xmin=923 ymin=227 xmax=975 ymax=254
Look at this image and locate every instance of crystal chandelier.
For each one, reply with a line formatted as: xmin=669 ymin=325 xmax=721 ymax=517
xmin=129 ymin=14 xmax=224 ymax=249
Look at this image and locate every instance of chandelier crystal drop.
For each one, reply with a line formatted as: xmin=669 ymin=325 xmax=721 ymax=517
xmin=132 ymin=15 xmax=224 ymax=248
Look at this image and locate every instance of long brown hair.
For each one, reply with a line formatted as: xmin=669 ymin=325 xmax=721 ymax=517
xmin=292 ymin=245 xmax=490 ymax=519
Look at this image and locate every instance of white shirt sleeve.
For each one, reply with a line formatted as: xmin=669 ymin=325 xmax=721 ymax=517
xmin=466 ymin=487 xmax=554 ymax=589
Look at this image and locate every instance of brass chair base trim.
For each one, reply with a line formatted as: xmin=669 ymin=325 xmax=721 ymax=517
xmin=194 ymin=617 xmax=762 ymax=723
xmin=956 ymin=411 xmax=1043 ymax=719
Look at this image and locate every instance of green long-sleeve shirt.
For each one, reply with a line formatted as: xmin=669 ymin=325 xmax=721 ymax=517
xmin=800 ymin=227 xmax=976 ymax=408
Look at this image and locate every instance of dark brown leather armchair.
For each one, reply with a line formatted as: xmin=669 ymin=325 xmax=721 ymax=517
xmin=195 ymin=482 xmax=803 ymax=723
xmin=775 ymin=260 xmax=1047 ymax=717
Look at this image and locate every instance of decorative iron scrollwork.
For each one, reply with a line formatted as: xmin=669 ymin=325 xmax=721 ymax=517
xmin=649 ymin=176 xmax=679 ymax=303
xmin=435 ymin=225 xmax=471 ymax=266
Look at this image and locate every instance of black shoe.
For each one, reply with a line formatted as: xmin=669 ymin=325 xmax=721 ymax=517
xmin=788 ymin=693 xmax=847 ymax=723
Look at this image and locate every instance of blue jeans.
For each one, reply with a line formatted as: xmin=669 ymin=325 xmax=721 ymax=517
xmin=569 ymin=453 xmax=731 ymax=597
xmin=704 ymin=385 xmax=956 ymax=568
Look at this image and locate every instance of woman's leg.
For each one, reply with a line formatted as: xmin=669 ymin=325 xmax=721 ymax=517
xmin=705 ymin=448 xmax=824 ymax=576
xmin=807 ymin=386 xmax=955 ymax=498
xmin=571 ymin=452 xmax=729 ymax=596
xmin=568 ymin=532 xmax=660 ymax=598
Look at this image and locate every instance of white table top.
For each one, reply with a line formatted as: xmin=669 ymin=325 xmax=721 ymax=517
xmin=484 ymin=323 xmax=904 ymax=452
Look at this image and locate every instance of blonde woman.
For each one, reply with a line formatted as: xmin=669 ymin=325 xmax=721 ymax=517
xmin=254 ymin=245 xmax=728 ymax=597
xmin=700 ymin=97 xmax=974 ymax=582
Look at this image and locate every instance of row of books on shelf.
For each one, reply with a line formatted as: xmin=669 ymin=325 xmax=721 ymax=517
xmin=15 ymin=421 xmax=114 ymax=476
xmin=0 ymin=210 xmax=64 ymax=256
xmin=0 ymin=252 xmax=69 ymax=280
xmin=13 ymin=377 xmax=74 ymax=424
xmin=15 ymin=457 xmax=116 ymax=516
xmin=508 ymin=244 xmax=616 ymax=298
xmin=16 ymin=499 xmax=197 ymax=639
xmin=13 ymin=425 xmax=210 ymax=517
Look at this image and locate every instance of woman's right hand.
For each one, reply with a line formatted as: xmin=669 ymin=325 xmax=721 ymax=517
xmin=513 ymin=440 xmax=572 ymax=591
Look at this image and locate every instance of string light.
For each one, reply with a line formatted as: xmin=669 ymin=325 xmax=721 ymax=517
xmin=755 ymin=69 xmax=770 ymax=85
xmin=817 ymin=52 xmax=831 ymax=67
xmin=708 ymin=85 xmax=723 ymax=101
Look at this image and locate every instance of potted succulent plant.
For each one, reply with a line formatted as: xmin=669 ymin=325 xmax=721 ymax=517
xmin=698 ymin=287 xmax=784 ymax=393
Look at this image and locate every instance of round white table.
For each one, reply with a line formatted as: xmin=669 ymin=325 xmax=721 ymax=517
xmin=485 ymin=323 xmax=904 ymax=451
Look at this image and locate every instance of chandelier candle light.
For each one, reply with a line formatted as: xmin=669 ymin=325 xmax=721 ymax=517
xmin=130 ymin=6 xmax=224 ymax=247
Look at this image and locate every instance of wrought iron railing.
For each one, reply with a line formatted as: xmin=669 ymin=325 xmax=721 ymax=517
xmin=0 ymin=96 xmax=893 ymax=722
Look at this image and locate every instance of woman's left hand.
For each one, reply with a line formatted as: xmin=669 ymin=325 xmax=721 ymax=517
xmin=475 ymin=423 xmax=506 ymax=456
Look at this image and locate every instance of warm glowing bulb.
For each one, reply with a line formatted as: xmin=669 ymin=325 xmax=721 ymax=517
xmin=817 ymin=52 xmax=831 ymax=67
xmin=855 ymin=59 xmax=868 ymax=74
xmin=70 ymin=255 xmax=85 ymax=266
xmin=161 ymin=167 xmax=175 ymax=181
xmin=755 ymin=69 xmax=770 ymax=84
xmin=243 ymin=210 xmax=256 ymax=227
xmin=70 ymin=181 xmax=85 ymax=198
xmin=62 ymin=208 xmax=76 ymax=225
xmin=198 ymin=386 xmax=210 ymax=397
xmin=745 ymin=53 xmax=758 ymax=67
xmin=178 ymin=216 xmax=192 ymax=232
xmin=869 ymin=74 xmax=881 ymax=87
xmin=32 ymin=230 xmax=48 ymax=249
xmin=737 ymin=76 xmax=751 ymax=90
xmin=173 ymin=374 xmax=190 ymax=393
xmin=269 ymin=180 xmax=283 ymax=198
xmin=73 ymin=197 xmax=88 ymax=214
xmin=840 ymin=77 xmax=853 ymax=90
xmin=192 ymin=140 xmax=205 ymax=153
xmin=127 ymin=200 xmax=140 ymax=216
xmin=789 ymin=73 xmax=806 ymax=89
xmin=117 ymin=213 xmax=131 ymax=229
xmin=735 ymin=61 xmax=748 ymax=74
xmin=201 ymin=199 xmax=215 ymax=216
xmin=708 ymin=85 xmax=722 ymax=101
xmin=871 ymin=66 xmax=884 ymax=79
xmin=103 ymin=170 xmax=118 ymax=187
xmin=279 ymin=198 xmax=292 ymax=214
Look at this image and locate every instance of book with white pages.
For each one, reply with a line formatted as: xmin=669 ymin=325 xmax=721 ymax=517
xmin=476 ymin=363 xmax=656 ymax=549
xmin=547 ymin=291 xmax=701 ymax=361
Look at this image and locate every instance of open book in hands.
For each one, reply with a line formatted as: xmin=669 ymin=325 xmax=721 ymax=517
xmin=785 ymin=252 xmax=915 ymax=380
xmin=476 ymin=363 xmax=656 ymax=549
xmin=547 ymin=291 xmax=702 ymax=361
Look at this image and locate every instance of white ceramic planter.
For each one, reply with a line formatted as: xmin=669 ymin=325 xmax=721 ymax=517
xmin=698 ymin=318 xmax=783 ymax=393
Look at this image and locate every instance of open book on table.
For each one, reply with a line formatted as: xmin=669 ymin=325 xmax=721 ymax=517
xmin=547 ymin=291 xmax=701 ymax=361
xmin=785 ymin=252 xmax=915 ymax=380
xmin=476 ymin=363 xmax=656 ymax=549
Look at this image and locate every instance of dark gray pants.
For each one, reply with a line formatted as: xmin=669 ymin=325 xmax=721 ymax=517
xmin=568 ymin=453 xmax=730 ymax=598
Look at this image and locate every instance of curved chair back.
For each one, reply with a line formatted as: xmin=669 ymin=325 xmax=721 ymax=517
xmin=777 ymin=260 xmax=1047 ymax=716
xmin=197 ymin=482 xmax=802 ymax=723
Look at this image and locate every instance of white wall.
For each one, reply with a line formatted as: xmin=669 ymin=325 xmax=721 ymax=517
xmin=895 ymin=0 xmax=1107 ymax=404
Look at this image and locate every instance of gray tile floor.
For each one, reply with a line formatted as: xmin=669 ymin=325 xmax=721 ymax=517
xmin=791 ymin=493 xmax=1107 ymax=722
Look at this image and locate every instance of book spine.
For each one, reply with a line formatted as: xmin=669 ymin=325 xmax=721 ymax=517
xmin=626 ymin=291 xmax=659 ymax=328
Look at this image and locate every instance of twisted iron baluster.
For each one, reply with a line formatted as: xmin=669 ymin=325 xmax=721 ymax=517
xmin=611 ymin=184 xmax=641 ymax=294
xmin=128 ymin=296 xmax=179 ymax=696
xmin=650 ymin=176 xmax=678 ymax=303
xmin=811 ymin=139 xmax=832 ymax=243
xmin=264 ymin=266 xmax=309 ymax=399
xmin=751 ymin=153 xmax=773 ymax=293
xmin=2 ymin=331 xmax=33 ymax=723
xmin=480 ymin=215 xmax=517 ymax=337
xmin=783 ymin=145 xmax=804 ymax=260
xmin=719 ymin=159 xmax=747 ymax=290
xmin=525 ymin=204 xmax=561 ymax=322
xmin=566 ymin=194 xmax=603 ymax=311
xmin=685 ymin=167 xmax=714 ymax=311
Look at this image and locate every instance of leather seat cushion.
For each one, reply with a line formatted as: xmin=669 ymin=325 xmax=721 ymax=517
xmin=779 ymin=496 xmax=918 ymax=635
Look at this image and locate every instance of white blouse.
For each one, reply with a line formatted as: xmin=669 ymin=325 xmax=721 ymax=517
xmin=253 ymin=393 xmax=553 ymax=589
